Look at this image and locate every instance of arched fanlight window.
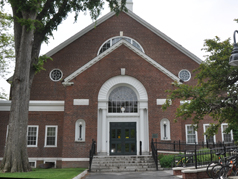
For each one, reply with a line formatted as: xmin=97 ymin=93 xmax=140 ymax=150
xmin=160 ymin=118 xmax=170 ymax=140
xmin=108 ymin=86 xmax=138 ymax=113
xmin=98 ymin=36 xmax=144 ymax=55
xmin=75 ymin=119 xmax=86 ymax=142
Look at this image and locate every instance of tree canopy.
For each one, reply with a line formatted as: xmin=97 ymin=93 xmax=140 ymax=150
xmin=0 ymin=9 xmax=14 ymax=99
xmin=162 ymin=36 xmax=238 ymax=137
xmin=0 ymin=0 xmax=127 ymax=173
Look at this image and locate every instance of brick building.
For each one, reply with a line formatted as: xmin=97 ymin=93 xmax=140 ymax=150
xmin=0 ymin=0 xmax=233 ymax=168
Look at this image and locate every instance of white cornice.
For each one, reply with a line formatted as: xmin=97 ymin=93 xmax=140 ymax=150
xmin=0 ymin=101 xmax=65 ymax=111
xmin=63 ymin=39 xmax=181 ymax=84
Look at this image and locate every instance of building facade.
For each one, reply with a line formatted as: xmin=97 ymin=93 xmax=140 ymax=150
xmin=0 ymin=1 xmax=233 ymax=168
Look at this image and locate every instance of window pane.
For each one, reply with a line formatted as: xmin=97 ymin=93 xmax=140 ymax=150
xmin=108 ymin=86 xmax=138 ymax=113
xmin=131 ymin=129 xmax=135 ymax=138
xmin=117 ymin=144 xmax=121 ymax=153
xmin=111 ymin=129 xmax=116 ymax=138
xmin=223 ymin=125 xmax=231 ymax=143
xmin=117 ymin=129 xmax=121 ymax=139
xmin=187 ymin=126 xmax=196 ymax=143
xmin=46 ymin=127 xmax=56 ymax=146
xmin=111 ymin=144 xmax=116 ymax=153
xmin=27 ymin=127 xmax=37 ymax=146
xmin=125 ymin=129 xmax=129 ymax=139
xmin=125 ymin=143 xmax=129 ymax=152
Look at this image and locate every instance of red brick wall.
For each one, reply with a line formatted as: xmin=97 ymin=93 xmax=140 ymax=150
xmin=0 ymin=11 xmax=225 ymax=163
xmin=0 ymin=111 xmax=64 ymax=158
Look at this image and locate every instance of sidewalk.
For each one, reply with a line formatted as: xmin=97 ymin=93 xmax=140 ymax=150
xmin=83 ymin=170 xmax=182 ymax=179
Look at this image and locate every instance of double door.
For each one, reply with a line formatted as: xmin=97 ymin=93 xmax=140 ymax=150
xmin=110 ymin=122 xmax=136 ymax=155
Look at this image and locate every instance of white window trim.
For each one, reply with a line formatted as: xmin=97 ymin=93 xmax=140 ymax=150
xmin=221 ymin=123 xmax=233 ymax=143
xmin=185 ymin=124 xmax=198 ymax=144
xmin=203 ymin=124 xmax=216 ymax=144
xmin=27 ymin=125 xmax=39 ymax=147
xmin=44 ymin=125 xmax=58 ymax=147
xmin=75 ymin=119 xmax=86 ymax=142
xmin=160 ymin=118 xmax=171 ymax=140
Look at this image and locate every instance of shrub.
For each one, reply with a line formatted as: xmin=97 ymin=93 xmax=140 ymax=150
xmin=159 ymin=154 xmax=175 ymax=168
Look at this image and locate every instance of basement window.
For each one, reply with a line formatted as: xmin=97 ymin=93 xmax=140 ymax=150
xmin=29 ymin=161 xmax=36 ymax=168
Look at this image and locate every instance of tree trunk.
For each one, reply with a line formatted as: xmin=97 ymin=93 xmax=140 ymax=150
xmin=0 ymin=9 xmax=38 ymax=173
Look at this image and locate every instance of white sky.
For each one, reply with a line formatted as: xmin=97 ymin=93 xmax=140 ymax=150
xmin=1 ymin=0 xmax=238 ymax=99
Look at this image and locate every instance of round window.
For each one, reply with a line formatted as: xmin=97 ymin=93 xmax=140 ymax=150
xmin=178 ymin=69 xmax=191 ymax=82
xmin=50 ymin=69 xmax=63 ymax=82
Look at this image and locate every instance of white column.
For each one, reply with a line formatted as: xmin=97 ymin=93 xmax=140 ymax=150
xmin=101 ymin=108 xmax=107 ymax=154
xmin=140 ymin=108 xmax=144 ymax=153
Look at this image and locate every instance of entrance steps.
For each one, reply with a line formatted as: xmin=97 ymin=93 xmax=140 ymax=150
xmin=90 ymin=155 xmax=163 ymax=172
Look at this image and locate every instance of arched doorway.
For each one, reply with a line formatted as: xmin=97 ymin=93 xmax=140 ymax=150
xmin=97 ymin=75 xmax=149 ymax=156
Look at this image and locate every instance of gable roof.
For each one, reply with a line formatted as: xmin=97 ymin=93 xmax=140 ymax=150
xmin=46 ymin=10 xmax=202 ymax=65
xmin=62 ymin=39 xmax=181 ymax=86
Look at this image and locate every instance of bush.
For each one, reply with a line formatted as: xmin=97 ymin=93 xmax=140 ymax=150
xmin=159 ymin=154 xmax=175 ymax=168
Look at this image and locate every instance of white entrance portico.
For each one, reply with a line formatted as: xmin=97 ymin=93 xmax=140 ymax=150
xmin=97 ymin=75 xmax=149 ymax=155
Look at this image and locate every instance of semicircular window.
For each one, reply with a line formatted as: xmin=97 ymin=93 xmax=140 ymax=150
xmin=98 ymin=36 xmax=144 ymax=55
xmin=108 ymin=86 xmax=138 ymax=113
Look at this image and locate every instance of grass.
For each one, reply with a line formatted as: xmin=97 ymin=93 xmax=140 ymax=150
xmin=0 ymin=168 xmax=86 ymax=179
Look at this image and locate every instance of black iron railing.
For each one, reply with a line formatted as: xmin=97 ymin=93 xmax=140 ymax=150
xmin=151 ymin=139 xmax=158 ymax=171
xmin=153 ymin=139 xmax=235 ymax=152
xmin=140 ymin=141 xmax=142 ymax=155
xmin=173 ymin=145 xmax=238 ymax=169
xmin=89 ymin=139 xmax=96 ymax=172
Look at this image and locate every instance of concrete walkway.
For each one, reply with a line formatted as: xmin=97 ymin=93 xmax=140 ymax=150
xmin=84 ymin=170 xmax=182 ymax=179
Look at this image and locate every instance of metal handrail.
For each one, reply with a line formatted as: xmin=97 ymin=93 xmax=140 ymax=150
xmin=89 ymin=139 xmax=96 ymax=172
xmin=151 ymin=139 xmax=158 ymax=171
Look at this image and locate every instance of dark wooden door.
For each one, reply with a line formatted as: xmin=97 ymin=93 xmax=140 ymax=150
xmin=110 ymin=122 xmax=136 ymax=155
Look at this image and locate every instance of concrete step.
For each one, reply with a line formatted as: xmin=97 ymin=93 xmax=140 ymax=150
xmin=90 ymin=155 xmax=163 ymax=172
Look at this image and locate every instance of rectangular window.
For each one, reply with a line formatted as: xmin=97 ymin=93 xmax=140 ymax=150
xmin=27 ymin=126 xmax=39 ymax=147
xmin=186 ymin=124 xmax=197 ymax=144
xmin=222 ymin=124 xmax=233 ymax=143
xmin=45 ymin=126 xmax=58 ymax=147
xmin=203 ymin=124 xmax=216 ymax=144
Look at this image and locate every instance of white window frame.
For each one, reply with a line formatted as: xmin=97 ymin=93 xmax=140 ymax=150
xmin=160 ymin=118 xmax=171 ymax=140
xmin=27 ymin=125 xmax=39 ymax=147
xmin=221 ymin=123 xmax=233 ymax=143
xmin=44 ymin=125 xmax=58 ymax=147
xmin=185 ymin=124 xmax=198 ymax=144
xmin=203 ymin=124 xmax=216 ymax=144
xmin=75 ymin=119 xmax=86 ymax=142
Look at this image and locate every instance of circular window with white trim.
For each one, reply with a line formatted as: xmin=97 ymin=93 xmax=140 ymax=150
xmin=178 ymin=69 xmax=191 ymax=82
xmin=50 ymin=69 xmax=63 ymax=82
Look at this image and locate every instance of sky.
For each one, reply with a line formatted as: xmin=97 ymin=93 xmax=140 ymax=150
xmin=1 ymin=0 xmax=238 ymax=99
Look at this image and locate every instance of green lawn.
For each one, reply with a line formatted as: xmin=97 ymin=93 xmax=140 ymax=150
xmin=0 ymin=168 xmax=86 ymax=179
